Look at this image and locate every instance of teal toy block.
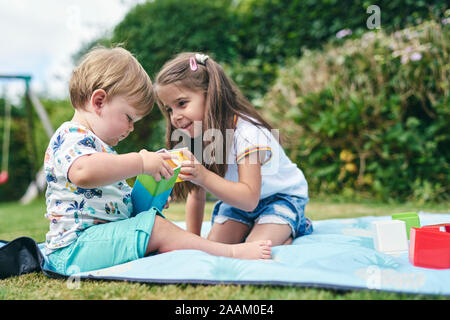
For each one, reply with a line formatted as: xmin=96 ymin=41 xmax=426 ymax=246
xmin=391 ymin=212 xmax=420 ymax=240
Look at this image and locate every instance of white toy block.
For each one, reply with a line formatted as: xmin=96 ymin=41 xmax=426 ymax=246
xmin=371 ymin=220 xmax=408 ymax=255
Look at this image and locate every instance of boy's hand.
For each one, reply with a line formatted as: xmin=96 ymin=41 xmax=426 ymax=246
xmin=139 ymin=149 xmax=174 ymax=181
xmin=178 ymin=149 xmax=208 ymax=186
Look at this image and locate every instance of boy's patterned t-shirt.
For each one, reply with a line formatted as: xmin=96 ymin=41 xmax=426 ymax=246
xmin=44 ymin=121 xmax=133 ymax=254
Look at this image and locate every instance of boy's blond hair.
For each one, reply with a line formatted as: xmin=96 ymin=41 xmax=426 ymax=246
xmin=69 ymin=46 xmax=154 ymax=115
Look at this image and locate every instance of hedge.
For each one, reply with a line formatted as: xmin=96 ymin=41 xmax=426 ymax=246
xmin=262 ymin=20 xmax=449 ymax=202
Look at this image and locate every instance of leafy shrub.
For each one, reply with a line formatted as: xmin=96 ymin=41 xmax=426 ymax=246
xmin=76 ymin=0 xmax=448 ymax=104
xmin=112 ymin=0 xmax=239 ymax=78
xmin=233 ymin=0 xmax=448 ymax=103
xmin=237 ymin=0 xmax=448 ymax=61
xmin=262 ymin=20 xmax=449 ymax=202
xmin=0 ymin=99 xmax=34 ymax=201
xmin=0 ymin=96 xmax=78 ymax=201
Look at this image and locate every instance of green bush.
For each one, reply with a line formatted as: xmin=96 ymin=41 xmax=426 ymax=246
xmin=263 ymin=20 xmax=449 ymax=203
xmin=0 ymin=96 xmax=77 ymax=202
xmin=76 ymin=0 xmax=448 ymax=103
xmin=0 ymin=99 xmax=34 ymax=201
xmin=112 ymin=0 xmax=239 ymax=78
xmin=237 ymin=0 xmax=448 ymax=61
xmin=233 ymin=0 xmax=448 ymax=103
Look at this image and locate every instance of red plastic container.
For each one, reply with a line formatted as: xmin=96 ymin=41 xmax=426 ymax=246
xmin=409 ymin=224 xmax=450 ymax=269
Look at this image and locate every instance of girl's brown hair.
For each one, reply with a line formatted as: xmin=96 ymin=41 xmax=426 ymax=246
xmin=155 ymin=52 xmax=273 ymax=200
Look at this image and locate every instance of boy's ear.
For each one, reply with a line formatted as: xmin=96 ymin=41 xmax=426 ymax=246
xmin=90 ymin=89 xmax=107 ymax=114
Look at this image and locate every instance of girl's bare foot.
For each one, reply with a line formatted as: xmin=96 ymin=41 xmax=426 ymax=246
xmin=229 ymin=240 xmax=272 ymax=260
xmin=282 ymin=237 xmax=293 ymax=245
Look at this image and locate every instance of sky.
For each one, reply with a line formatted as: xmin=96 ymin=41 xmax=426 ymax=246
xmin=0 ymin=0 xmax=146 ymax=103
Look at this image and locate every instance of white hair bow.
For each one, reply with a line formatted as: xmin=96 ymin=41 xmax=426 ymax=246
xmin=195 ymin=53 xmax=209 ymax=65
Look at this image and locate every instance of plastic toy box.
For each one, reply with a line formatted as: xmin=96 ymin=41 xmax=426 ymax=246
xmin=371 ymin=220 xmax=409 ymax=255
xmin=409 ymin=223 xmax=450 ymax=269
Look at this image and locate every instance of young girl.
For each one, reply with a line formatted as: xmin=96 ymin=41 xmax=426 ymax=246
xmin=155 ymin=52 xmax=313 ymax=246
xmin=44 ymin=47 xmax=271 ymax=274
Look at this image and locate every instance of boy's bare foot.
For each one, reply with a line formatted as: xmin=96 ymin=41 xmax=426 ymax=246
xmin=282 ymin=237 xmax=293 ymax=245
xmin=229 ymin=240 xmax=272 ymax=260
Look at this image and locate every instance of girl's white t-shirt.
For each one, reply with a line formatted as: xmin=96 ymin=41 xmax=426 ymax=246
xmin=224 ymin=116 xmax=308 ymax=199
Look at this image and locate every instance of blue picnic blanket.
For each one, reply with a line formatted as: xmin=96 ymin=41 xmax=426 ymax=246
xmin=31 ymin=212 xmax=450 ymax=296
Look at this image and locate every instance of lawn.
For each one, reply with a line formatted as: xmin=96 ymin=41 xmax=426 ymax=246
xmin=0 ymin=196 xmax=449 ymax=300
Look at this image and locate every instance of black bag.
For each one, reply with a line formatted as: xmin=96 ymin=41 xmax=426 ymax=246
xmin=0 ymin=237 xmax=44 ymax=279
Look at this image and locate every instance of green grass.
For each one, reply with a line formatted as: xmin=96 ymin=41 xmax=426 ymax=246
xmin=0 ymin=196 xmax=449 ymax=300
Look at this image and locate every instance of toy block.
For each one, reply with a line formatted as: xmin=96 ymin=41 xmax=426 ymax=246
xmin=131 ymin=148 xmax=189 ymax=216
xmin=392 ymin=212 xmax=420 ymax=239
xmin=371 ymin=220 xmax=408 ymax=255
xmin=409 ymin=223 xmax=450 ymax=269
xmin=164 ymin=148 xmax=190 ymax=183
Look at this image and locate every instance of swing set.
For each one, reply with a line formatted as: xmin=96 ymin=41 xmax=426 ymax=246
xmin=0 ymin=75 xmax=54 ymax=202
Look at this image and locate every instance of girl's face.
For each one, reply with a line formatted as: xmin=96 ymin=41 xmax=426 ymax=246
xmin=157 ymin=83 xmax=206 ymax=138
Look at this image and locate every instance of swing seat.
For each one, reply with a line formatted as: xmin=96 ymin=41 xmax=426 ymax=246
xmin=0 ymin=171 xmax=8 ymax=184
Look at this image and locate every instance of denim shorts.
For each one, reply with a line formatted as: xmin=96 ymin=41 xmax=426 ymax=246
xmin=211 ymin=193 xmax=313 ymax=238
xmin=46 ymin=208 xmax=162 ymax=275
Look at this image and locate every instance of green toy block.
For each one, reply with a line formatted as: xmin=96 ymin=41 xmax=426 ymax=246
xmin=391 ymin=212 xmax=420 ymax=240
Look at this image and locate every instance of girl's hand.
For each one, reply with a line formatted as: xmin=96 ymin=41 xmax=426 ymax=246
xmin=178 ymin=149 xmax=208 ymax=186
xmin=139 ymin=149 xmax=174 ymax=181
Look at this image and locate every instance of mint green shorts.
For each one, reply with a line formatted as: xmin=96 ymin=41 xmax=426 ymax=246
xmin=47 ymin=208 xmax=162 ymax=275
